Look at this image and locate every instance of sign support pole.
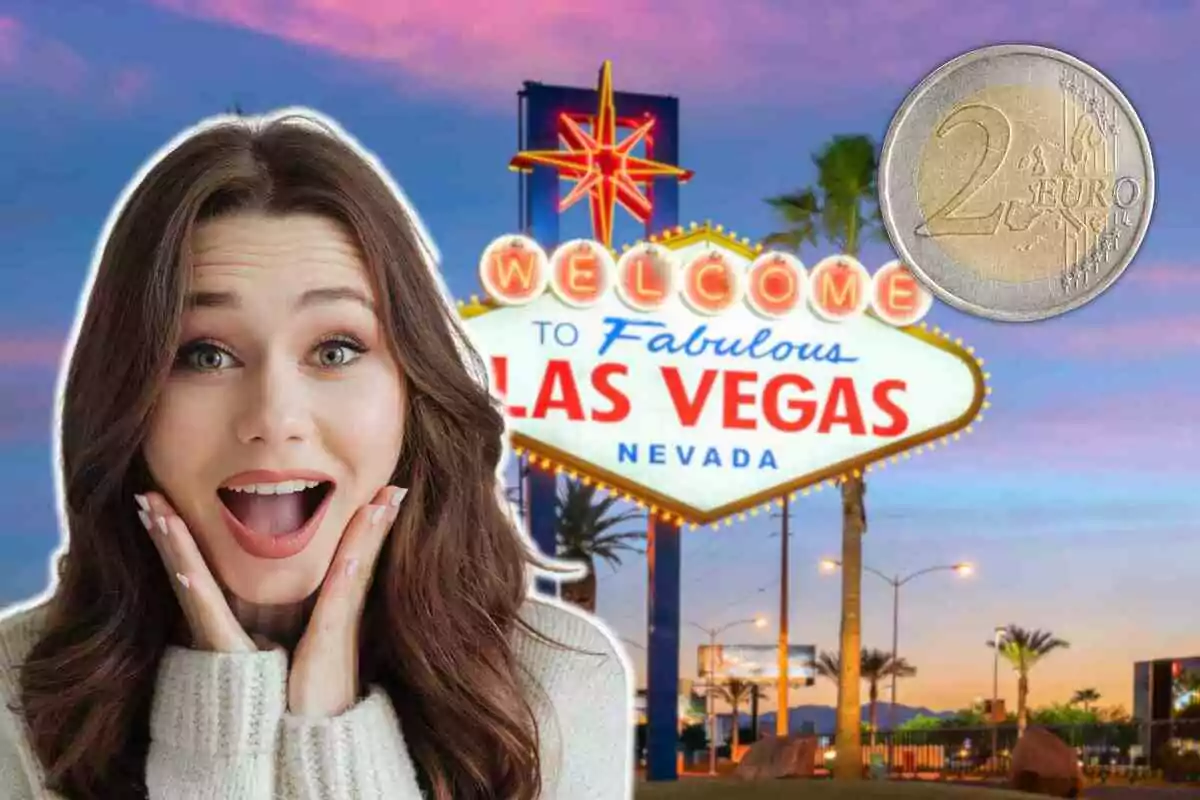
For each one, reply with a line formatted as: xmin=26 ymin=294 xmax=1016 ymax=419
xmin=526 ymin=466 xmax=557 ymax=596
xmin=646 ymin=515 xmax=682 ymax=780
xmin=776 ymin=497 xmax=790 ymax=737
xmin=516 ymin=70 xmax=686 ymax=781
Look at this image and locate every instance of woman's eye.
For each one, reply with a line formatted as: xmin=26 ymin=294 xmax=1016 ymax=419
xmin=178 ymin=342 xmax=234 ymax=372
xmin=313 ymin=338 xmax=366 ymax=368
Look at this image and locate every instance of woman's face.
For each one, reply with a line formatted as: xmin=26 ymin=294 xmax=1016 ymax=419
xmin=143 ymin=211 xmax=407 ymax=605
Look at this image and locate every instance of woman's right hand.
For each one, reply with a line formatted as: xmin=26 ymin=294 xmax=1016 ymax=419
xmin=136 ymin=492 xmax=258 ymax=653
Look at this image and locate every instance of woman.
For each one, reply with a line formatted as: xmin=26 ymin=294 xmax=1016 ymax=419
xmin=0 ymin=110 xmax=633 ymax=799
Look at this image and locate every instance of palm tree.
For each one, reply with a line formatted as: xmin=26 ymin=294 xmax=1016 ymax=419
xmin=748 ymin=683 xmax=770 ymax=743
xmin=812 ymin=651 xmax=841 ymax=683
xmin=987 ymin=625 xmax=1070 ymax=736
xmin=713 ymin=678 xmax=756 ymax=755
xmin=861 ymin=650 xmax=916 ymax=744
xmin=1098 ymin=704 xmax=1130 ymax=724
xmin=765 ymin=134 xmax=883 ymax=780
xmin=1070 ymin=688 xmax=1101 ymax=714
xmin=811 ymin=649 xmax=916 ymax=745
xmin=554 ymin=480 xmax=645 ymax=612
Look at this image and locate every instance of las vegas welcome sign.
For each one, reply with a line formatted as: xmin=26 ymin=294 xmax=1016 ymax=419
xmin=460 ymin=223 xmax=987 ymax=526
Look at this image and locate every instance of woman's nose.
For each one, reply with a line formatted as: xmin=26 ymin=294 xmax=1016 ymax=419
xmin=232 ymin=363 xmax=314 ymax=446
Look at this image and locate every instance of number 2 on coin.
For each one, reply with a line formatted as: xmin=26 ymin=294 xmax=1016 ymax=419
xmin=915 ymin=104 xmax=1012 ymax=238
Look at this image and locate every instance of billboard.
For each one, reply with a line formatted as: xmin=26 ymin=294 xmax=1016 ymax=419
xmin=461 ymin=223 xmax=987 ymax=525
xmin=1171 ymin=658 xmax=1200 ymax=713
xmin=697 ymin=644 xmax=817 ymax=682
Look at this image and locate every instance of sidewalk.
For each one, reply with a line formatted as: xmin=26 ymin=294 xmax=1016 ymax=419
xmin=1086 ymin=789 xmax=1200 ymax=798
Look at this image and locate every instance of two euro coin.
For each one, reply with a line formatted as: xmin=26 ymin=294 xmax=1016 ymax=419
xmin=879 ymin=44 xmax=1155 ymax=322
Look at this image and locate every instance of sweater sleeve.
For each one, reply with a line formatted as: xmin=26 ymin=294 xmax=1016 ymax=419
xmin=0 ymin=606 xmax=71 ymax=799
xmin=146 ymin=645 xmax=288 ymax=800
xmin=277 ymin=686 xmax=423 ymax=799
xmin=0 ymin=698 xmax=46 ymax=800
xmin=516 ymin=603 xmax=636 ymax=799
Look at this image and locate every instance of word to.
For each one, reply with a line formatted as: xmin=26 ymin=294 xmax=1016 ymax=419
xmin=479 ymin=234 xmax=934 ymax=326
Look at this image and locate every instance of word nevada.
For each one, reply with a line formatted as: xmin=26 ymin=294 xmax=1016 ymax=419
xmin=479 ymin=234 xmax=934 ymax=327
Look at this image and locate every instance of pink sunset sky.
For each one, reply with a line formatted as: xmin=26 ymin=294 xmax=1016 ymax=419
xmin=1 ymin=0 xmax=1198 ymax=718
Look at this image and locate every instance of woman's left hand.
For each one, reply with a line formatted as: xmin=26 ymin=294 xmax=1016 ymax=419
xmin=286 ymin=484 xmax=407 ymax=717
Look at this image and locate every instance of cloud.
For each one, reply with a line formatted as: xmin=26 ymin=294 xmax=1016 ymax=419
xmin=969 ymin=306 xmax=1200 ymax=360
xmin=0 ymin=15 xmax=87 ymax=94
xmin=1126 ymin=263 xmax=1200 ymax=289
xmin=0 ymin=378 xmax=56 ymax=444
xmin=944 ymin=263 xmax=1200 ymax=361
xmin=1047 ymin=315 xmax=1200 ymax=357
xmin=0 ymin=337 xmax=66 ymax=368
xmin=146 ymin=0 xmax=1196 ymax=109
xmin=109 ymin=66 xmax=153 ymax=108
xmin=928 ymin=388 xmax=1197 ymax=473
xmin=0 ymin=15 xmax=151 ymax=107
xmin=0 ymin=341 xmax=67 ymax=443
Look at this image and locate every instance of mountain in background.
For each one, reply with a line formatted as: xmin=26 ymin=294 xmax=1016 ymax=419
xmin=731 ymin=703 xmax=952 ymax=733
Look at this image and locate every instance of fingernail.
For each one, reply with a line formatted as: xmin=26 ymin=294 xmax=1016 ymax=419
xmin=389 ymin=487 xmax=407 ymax=507
xmin=155 ymin=516 xmax=169 ymax=536
xmin=370 ymin=505 xmax=386 ymax=525
xmin=175 ymin=573 xmax=190 ymax=589
xmin=137 ymin=510 xmax=152 ymax=531
xmin=134 ymin=494 xmax=150 ymax=512
xmin=344 ymin=558 xmax=359 ymax=578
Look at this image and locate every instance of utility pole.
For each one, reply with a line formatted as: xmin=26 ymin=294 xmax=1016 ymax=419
xmin=992 ymin=626 xmax=1005 ymax=771
xmin=771 ymin=499 xmax=792 ymax=737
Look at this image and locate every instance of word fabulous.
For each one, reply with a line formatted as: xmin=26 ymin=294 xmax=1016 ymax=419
xmin=478 ymin=234 xmax=934 ymax=326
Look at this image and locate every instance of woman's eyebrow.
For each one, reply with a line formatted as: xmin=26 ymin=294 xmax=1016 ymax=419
xmin=184 ymin=286 xmax=375 ymax=311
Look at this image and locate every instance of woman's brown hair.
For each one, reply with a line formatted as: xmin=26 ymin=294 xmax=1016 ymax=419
xmin=17 ymin=112 xmax=569 ymax=799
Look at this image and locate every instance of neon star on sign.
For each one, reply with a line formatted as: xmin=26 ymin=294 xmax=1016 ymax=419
xmin=462 ymin=224 xmax=987 ymax=525
xmin=509 ymin=60 xmax=693 ymax=247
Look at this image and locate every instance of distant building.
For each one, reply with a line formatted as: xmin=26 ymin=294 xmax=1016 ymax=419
xmin=1132 ymin=655 xmax=1200 ymax=764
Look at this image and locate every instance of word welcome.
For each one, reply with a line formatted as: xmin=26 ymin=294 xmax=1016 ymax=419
xmin=489 ymin=355 xmax=911 ymax=437
xmin=479 ymin=234 xmax=934 ymax=326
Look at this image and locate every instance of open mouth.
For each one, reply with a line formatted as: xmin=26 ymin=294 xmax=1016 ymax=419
xmin=217 ymin=481 xmax=334 ymax=537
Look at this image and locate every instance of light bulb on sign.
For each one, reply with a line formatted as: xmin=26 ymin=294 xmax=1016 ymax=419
xmin=745 ymin=252 xmax=806 ymax=319
xmin=680 ymin=250 xmax=740 ymax=316
xmin=548 ymin=239 xmax=615 ymax=308
xmin=478 ymin=235 xmax=549 ymax=306
xmin=614 ymin=243 xmax=677 ymax=312
xmin=807 ymin=255 xmax=872 ymax=322
xmin=870 ymin=260 xmax=934 ymax=327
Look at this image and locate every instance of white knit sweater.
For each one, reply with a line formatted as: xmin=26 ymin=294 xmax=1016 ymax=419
xmin=0 ymin=595 xmax=634 ymax=799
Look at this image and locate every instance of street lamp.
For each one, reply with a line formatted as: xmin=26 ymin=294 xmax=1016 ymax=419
xmin=991 ymin=625 xmax=1006 ymax=769
xmin=689 ymin=616 xmax=768 ymax=776
xmin=819 ymin=559 xmax=973 ymax=731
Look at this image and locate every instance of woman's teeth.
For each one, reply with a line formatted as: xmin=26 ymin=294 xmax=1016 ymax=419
xmin=224 ymin=480 xmax=322 ymax=495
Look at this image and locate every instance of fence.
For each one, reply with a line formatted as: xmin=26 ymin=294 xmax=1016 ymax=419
xmin=802 ymin=718 xmax=1200 ymax=779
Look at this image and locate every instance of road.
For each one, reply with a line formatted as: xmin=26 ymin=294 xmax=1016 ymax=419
xmin=1086 ymin=788 xmax=1200 ymax=798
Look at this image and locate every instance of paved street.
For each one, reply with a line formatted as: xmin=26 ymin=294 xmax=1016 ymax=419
xmin=1087 ymin=788 xmax=1200 ymax=798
